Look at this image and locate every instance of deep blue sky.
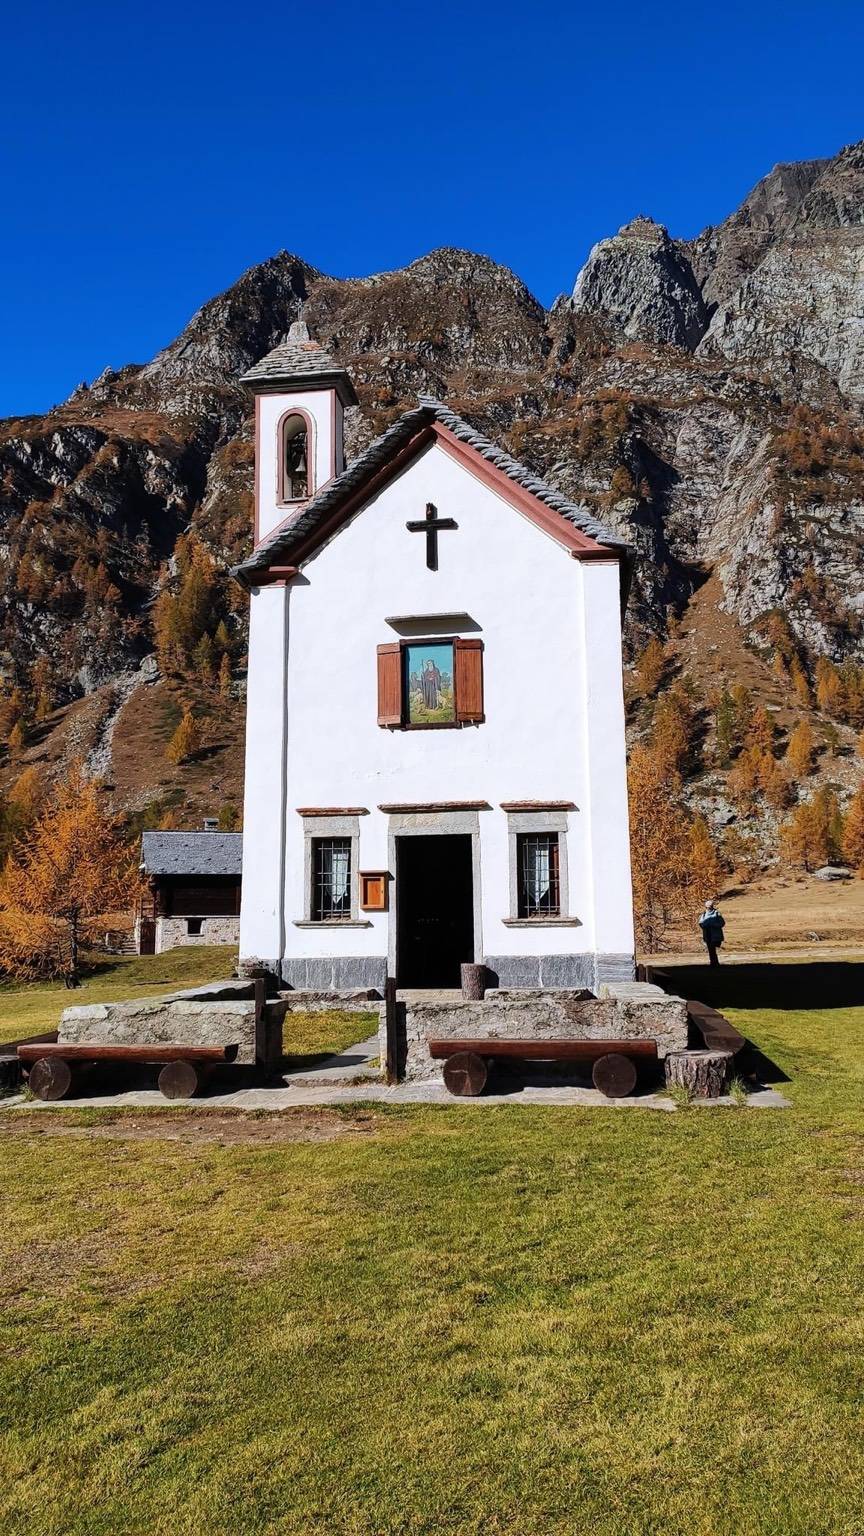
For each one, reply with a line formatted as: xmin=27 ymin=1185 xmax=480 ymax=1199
xmin=3 ymin=0 xmax=863 ymax=416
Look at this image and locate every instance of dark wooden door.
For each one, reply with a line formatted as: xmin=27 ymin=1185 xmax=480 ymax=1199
xmin=396 ymin=834 xmax=474 ymax=988
xmin=138 ymin=919 xmax=156 ymax=955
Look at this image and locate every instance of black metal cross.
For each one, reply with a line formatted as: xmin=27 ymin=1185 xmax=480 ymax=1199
xmin=406 ymin=502 xmax=458 ymax=571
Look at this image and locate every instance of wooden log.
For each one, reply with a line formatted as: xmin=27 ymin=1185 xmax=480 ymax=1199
xmin=157 ymin=1061 xmax=202 ymax=1100
xmin=592 ymin=1053 xmax=637 ymax=1098
xmin=17 ymin=1043 xmax=238 ymax=1065
xmin=664 ymin=1050 xmax=733 ymax=1099
xmin=460 ymin=963 xmax=487 ymax=1001
xmin=28 ymin=1056 xmax=73 ymax=1101
xmin=442 ymin=1051 xmax=488 ymax=1097
xmin=686 ymin=1002 xmax=745 ymax=1054
xmin=427 ymin=1037 xmax=657 ymax=1062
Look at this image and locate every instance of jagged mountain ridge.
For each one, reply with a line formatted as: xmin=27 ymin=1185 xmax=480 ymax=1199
xmin=2 ymin=140 xmax=864 ymax=813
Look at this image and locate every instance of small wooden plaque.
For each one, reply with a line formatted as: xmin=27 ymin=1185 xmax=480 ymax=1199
xmin=360 ymin=872 xmax=389 ymax=911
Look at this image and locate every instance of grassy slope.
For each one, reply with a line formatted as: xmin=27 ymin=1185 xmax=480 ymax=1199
xmin=1 ymin=967 xmax=864 ymax=1534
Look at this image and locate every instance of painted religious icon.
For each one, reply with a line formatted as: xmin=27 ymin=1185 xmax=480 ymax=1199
xmin=405 ymin=642 xmax=455 ymax=724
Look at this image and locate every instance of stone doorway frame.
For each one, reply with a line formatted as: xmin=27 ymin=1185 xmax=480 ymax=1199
xmin=386 ymin=809 xmax=484 ymax=983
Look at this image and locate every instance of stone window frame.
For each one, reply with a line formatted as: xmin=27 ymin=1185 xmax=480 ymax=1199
xmin=503 ymin=810 xmax=581 ymax=928
xmin=293 ymin=814 xmax=371 ymax=928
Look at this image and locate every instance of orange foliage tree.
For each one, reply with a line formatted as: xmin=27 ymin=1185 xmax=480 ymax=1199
xmin=781 ymin=787 xmax=844 ymax=873
xmin=628 ymin=745 xmax=721 ymax=952
xmin=0 ymin=767 xmax=135 ymax=983
xmin=633 ymin=636 xmax=666 ymax=695
xmin=786 ymin=720 xmax=816 ymax=779
xmin=843 ymin=785 xmax=864 ymax=873
xmin=166 ymin=707 xmax=202 ymax=766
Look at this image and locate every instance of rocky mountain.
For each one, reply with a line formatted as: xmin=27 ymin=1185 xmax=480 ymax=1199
xmin=2 ymin=140 xmax=864 ymax=826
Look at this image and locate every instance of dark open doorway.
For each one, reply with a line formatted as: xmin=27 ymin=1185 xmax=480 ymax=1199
xmin=396 ymin=834 xmax=474 ymax=988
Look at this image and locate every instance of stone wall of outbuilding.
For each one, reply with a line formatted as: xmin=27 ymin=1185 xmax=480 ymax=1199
xmin=155 ymin=917 xmax=240 ymax=953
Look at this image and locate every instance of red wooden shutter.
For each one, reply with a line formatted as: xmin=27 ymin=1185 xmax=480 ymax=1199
xmin=377 ymin=643 xmax=402 ymax=726
xmin=455 ymin=637 xmax=484 ymax=723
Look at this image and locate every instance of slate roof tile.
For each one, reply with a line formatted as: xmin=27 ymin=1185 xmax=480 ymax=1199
xmin=140 ymin=831 xmax=243 ymax=877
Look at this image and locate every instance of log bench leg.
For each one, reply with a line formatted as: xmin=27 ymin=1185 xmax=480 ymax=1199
xmin=28 ymin=1057 xmax=73 ymax=1101
xmin=591 ymin=1053 xmax=638 ymax=1099
xmin=158 ymin=1061 xmax=205 ymax=1100
xmin=442 ymin=1052 xmax=488 ymax=1097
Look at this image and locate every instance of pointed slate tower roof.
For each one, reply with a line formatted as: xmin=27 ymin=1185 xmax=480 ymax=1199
xmin=241 ymin=321 xmax=358 ymax=405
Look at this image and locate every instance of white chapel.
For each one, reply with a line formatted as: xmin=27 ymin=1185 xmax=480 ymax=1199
xmin=234 ymin=323 xmax=636 ymax=992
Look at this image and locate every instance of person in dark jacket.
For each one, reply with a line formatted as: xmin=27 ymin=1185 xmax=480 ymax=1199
xmin=699 ymin=900 xmax=725 ymax=967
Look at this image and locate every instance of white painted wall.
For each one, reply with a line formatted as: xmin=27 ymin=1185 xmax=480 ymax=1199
xmin=239 ymin=584 xmax=288 ymax=961
xmin=239 ymin=437 xmax=635 ymax=972
xmin=256 ymin=388 xmax=343 ymax=543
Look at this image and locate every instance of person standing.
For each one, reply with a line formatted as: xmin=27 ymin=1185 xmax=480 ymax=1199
xmin=699 ymin=899 xmax=725 ymax=967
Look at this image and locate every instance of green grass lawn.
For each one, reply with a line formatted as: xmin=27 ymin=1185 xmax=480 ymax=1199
xmin=0 ymin=947 xmax=239 ymax=1046
xmin=1 ymin=964 xmax=864 ymax=1534
xmin=0 ymin=949 xmax=372 ymax=1062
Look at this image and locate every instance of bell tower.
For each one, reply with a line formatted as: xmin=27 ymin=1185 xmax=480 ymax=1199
xmin=242 ymin=320 xmax=357 ymax=546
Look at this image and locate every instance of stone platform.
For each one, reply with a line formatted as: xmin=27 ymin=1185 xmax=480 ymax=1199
xmin=389 ymin=981 xmax=689 ymax=1082
xmin=58 ymin=979 xmax=281 ymax=1069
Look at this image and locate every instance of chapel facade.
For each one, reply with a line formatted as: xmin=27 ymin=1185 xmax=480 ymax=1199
xmin=234 ymin=324 xmax=636 ymax=992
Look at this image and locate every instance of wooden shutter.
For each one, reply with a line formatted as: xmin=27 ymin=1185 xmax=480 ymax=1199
xmin=455 ymin=637 xmax=484 ymax=723
xmin=377 ymin=643 xmax=402 ymax=726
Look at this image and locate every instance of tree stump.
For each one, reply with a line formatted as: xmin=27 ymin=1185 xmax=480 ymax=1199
xmin=460 ymin=964 xmax=487 ymax=1001
xmin=443 ymin=1051 xmax=488 ymax=1097
xmin=28 ymin=1057 xmax=73 ymax=1101
xmin=158 ymin=1061 xmax=201 ymax=1100
xmin=664 ymin=1050 xmax=733 ymax=1099
xmin=592 ymin=1052 xmax=637 ymax=1098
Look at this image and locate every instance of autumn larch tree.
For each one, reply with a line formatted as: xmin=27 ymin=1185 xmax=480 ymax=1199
xmin=628 ymin=744 xmax=719 ymax=952
xmin=781 ymin=787 xmax=844 ymax=873
xmin=786 ymin=720 xmax=816 ymax=779
xmin=166 ymin=707 xmax=202 ymax=766
xmin=633 ymin=636 xmax=666 ymax=696
xmin=0 ymin=766 xmax=135 ymax=985
xmin=843 ymin=785 xmax=864 ymax=873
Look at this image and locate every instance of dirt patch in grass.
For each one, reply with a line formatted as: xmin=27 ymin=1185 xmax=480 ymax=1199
xmin=0 ymin=1107 xmax=380 ymax=1144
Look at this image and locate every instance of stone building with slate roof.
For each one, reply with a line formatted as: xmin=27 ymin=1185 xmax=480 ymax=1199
xmin=136 ymin=829 xmax=242 ymax=954
xmin=234 ymin=322 xmax=635 ymax=992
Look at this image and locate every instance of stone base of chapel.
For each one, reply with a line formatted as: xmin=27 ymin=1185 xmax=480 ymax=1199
xmin=243 ymin=952 xmax=635 ymax=995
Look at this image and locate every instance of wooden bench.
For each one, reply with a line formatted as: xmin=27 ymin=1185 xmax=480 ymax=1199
xmin=427 ymin=1038 xmax=658 ymax=1098
xmin=16 ymin=1043 xmax=239 ymax=1102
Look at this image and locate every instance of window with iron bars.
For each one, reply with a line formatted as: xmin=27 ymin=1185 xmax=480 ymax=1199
xmin=311 ymin=837 xmax=352 ymax=921
xmin=517 ymin=832 xmax=560 ymax=917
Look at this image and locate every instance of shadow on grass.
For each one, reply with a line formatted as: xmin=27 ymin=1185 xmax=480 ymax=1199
xmin=650 ymin=960 xmax=864 ymax=1087
xmin=651 ymin=960 xmax=864 ymax=1013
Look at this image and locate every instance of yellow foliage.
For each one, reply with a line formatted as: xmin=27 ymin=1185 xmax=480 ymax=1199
xmin=689 ymin=816 xmax=722 ymax=902
xmin=758 ymin=752 xmax=791 ymax=812
xmin=218 ymin=651 xmax=232 ymax=697
xmin=0 ymin=766 xmax=135 ymax=982
xmin=781 ymin=788 xmax=843 ymax=873
xmin=786 ymin=720 xmax=816 ymax=779
xmin=843 ymin=785 xmax=864 ymax=874
xmin=750 ymin=707 xmax=776 ymax=756
xmin=628 ymin=745 xmax=721 ymax=952
xmin=166 ymin=707 xmax=202 ymax=766
xmin=633 ymin=636 xmax=665 ymax=695
xmin=727 ymin=746 xmax=764 ymax=810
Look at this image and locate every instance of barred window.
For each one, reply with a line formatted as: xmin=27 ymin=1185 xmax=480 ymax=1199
xmin=312 ymin=837 xmax=352 ymax=921
xmin=517 ymin=833 xmax=560 ymax=918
